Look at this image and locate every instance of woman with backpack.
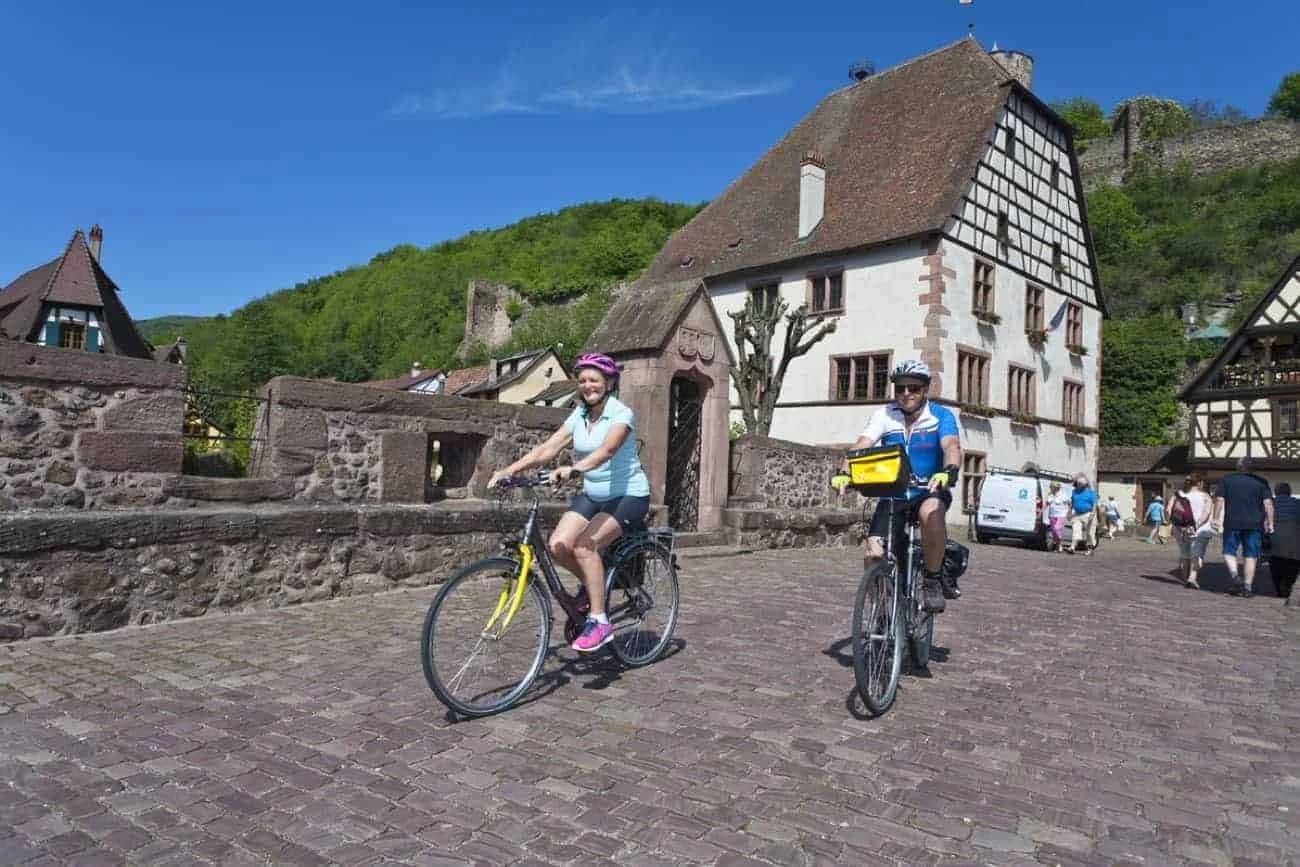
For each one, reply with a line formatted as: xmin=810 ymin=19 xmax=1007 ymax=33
xmin=1172 ymin=473 xmax=1214 ymax=590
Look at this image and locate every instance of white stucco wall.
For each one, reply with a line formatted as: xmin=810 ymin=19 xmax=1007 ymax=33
xmin=709 ymin=242 xmax=928 ymax=445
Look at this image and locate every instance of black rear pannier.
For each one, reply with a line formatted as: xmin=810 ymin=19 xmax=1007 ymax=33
xmin=943 ymin=540 xmax=970 ymax=580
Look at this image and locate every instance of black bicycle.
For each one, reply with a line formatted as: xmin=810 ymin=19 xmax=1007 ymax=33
xmin=420 ymin=471 xmax=680 ymax=717
xmin=852 ymin=489 xmax=937 ymax=715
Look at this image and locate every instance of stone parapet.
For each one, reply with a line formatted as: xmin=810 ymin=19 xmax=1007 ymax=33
xmin=722 ymin=506 xmax=864 ymax=549
xmin=729 ymin=434 xmax=860 ymax=511
xmin=0 ymin=500 xmax=568 ymax=640
xmin=252 ymin=376 xmax=568 ymax=503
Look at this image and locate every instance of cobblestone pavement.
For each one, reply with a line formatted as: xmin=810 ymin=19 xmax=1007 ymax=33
xmin=1 ymin=537 xmax=1297 ymax=866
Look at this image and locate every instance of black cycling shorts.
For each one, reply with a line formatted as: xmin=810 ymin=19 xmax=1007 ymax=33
xmin=868 ymin=489 xmax=952 ymax=554
xmin=568 ymin=493 xmax=650 ymax=530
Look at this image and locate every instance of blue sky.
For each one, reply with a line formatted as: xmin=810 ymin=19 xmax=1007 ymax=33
xmin=3 ymin=0 xmax=1296 ymax=319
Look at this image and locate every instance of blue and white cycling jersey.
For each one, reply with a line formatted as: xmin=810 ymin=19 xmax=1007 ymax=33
xmin=861 ymin=400 xmax=960 ymax=500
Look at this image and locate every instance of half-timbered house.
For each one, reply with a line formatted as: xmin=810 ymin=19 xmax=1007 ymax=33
xmin=1181 ymin=253 xmax=1300 ymax=488
xmin=633 ymin=37 xmax=1105 ymax=491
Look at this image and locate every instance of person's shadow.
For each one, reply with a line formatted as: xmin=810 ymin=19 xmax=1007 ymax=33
xmin=1140 ymin=560 xmax=1283 ymax=596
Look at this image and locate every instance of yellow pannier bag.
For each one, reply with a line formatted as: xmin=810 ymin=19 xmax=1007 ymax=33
xmin=846 ymin=444 xmax=911 ymax=498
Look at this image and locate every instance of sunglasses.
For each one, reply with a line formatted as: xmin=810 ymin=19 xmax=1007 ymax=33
xmin=894 ymin=384 xmax=926 ymax=395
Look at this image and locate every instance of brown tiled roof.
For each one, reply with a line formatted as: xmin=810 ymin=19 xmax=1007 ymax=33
xmin=0 ymin=230 xmax=154 ymax=359
xmin=642 ymin=38 xmax=1012 ymax=284
xmin=527 ymin=379 xmax=579 ymax=405
xmin=459 ymin=348 xmax=557 ymax=397
xmin=443 ymin=364 xmax=490 ymax=395
xmin=362 ymin=369 xmax=443 ymax=391
xmin=586 ymin=279 xmax=704 ymax=355
xmin=1098 ymin=446 xmax=1190 ymax=474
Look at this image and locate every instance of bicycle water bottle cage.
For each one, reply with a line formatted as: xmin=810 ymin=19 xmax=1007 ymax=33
xmin=845 ymin=444 xmax=912 ymax=497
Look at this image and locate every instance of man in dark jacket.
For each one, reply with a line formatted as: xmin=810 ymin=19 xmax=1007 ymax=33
xmin=1212 ymin=457 xmax=1275 ymax=597
xmin=1270 ymin=482 xmax=1299 ymax=600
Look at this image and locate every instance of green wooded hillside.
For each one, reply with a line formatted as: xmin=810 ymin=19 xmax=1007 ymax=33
xmin=139 ymin=198 xmax=700 ymax=408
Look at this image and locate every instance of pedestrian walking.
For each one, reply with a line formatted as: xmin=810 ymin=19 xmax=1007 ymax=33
xmin=1269 ymin=482 xmax=1299 ymax=599
xmin=1068 ymin=474 xmax=1098 ymax=555
xmin=1045 ymin=481 xmax=1070 ymax=552
xmin=1104 ymin=496 xmax=1122 ymax=539
xmin=1212 ymin=457 xmax=1275 ymax=598
xmin=1172 ymin=473 xmax=1214 ymax=590
xmin=1145 ymin=496 xmax=1166 ymax=544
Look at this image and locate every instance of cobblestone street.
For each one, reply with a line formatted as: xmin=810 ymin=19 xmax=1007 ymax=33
xmin=1 ymin=538 xmax=1297 ymax=866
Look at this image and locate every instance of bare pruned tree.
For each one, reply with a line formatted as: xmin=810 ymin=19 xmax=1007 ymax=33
xmin=728 ymin=296 xmax=836 ymax=437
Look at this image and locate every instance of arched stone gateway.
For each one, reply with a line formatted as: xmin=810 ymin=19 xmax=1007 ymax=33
xmin=584 ymin=279 xmax=734 ymax=531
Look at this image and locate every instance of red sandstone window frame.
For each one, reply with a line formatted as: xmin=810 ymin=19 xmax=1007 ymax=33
xmin=806 ymin=269 xmax=845 ymax=315
xmin=1062 ymin=379 xmax=1085 ymax=427
xmin=1065 ymin=301 xmax=1084 ymax=346
xmin=956 ymin=346 xmax=991 ymax=406
xmin=1007 ymin=364 xmax=1037 ymax=416
xmin=828 ymin=351 xmax=892 ymax=402
xmin=1025 ymin=283 xmax=1045 ymax=331
xmin=962 ymin=451 xmax=987 ymax=514
xmin=973 ymin=258 xmax=996 ymax=315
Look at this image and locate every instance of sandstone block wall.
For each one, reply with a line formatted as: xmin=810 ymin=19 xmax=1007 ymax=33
xmin=0 ymin=342 xmax=185 ymax=511
xmin=0 ymin=501 xmax=566 ymax=641
xmin=251 ymin=376 xmax=569 ymax=503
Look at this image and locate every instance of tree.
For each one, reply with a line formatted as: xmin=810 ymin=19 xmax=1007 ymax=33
xmin=1268 ymin=72 xmax=1300 ymax=121
xmin=1185 ymin=98 xmax=1248 ymax=128
xmin=1049 ymin=97 xmax=1109 ymax=141
xmin=728 ymin=297 xmax=836 ymax=437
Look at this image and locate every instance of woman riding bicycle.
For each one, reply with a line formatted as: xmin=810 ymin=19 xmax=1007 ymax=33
xmin=488 ymin=352 xmax=651 ymax=653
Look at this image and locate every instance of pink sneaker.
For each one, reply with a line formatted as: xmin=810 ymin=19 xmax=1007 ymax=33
xmin=571 ymin=619 xmax=614 ymax=653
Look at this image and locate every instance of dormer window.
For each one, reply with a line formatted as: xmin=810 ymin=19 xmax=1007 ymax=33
xmin=59 ymin=321 xmax=86 ymax=349
xmin=679 ymin=256 xmax=694 ymax=269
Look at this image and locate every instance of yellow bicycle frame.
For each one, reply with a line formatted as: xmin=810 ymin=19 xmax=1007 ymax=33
xmin=481 ymin=544 xmax=533 ymax=639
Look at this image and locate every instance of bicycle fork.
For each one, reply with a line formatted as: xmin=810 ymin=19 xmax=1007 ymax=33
xmin=481 ymin=544 xmax=534 ymax=639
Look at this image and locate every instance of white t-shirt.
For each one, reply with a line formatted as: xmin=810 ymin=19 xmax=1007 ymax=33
xmin=1177 ymin=489 xmax=1214 ymax=532
xmin=1046 ymin=492 xmax=1071 ymax=519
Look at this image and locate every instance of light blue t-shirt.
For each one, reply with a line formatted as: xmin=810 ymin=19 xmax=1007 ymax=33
xmin=564 ymin=396 xmax=651 ymax=501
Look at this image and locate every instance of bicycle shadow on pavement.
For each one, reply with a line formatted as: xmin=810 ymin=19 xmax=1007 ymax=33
xmin=822 ymin=635 xmax=951 ymax=672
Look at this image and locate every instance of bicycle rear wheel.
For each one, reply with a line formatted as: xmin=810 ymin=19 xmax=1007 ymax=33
xmin=421 ymin=557 xmax=552 ymax=717
xmin=607 ymin=544 xmax=679 ymax=667
xmin=852 ymin=560 xmax=904 ymax=715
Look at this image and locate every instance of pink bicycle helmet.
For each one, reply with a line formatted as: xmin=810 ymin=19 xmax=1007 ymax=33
xmin=572 ymin=352 xmax=621 ymax=380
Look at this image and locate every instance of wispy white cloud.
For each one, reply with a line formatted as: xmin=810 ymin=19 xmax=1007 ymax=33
xmin=389 ymin=17 xmax=789 ymax=119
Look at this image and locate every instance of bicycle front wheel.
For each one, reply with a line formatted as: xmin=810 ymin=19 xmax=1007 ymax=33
xmin=852 ymin=560 xmax=904 ymax=715
xmin=421 ymin=557 xmax=552 ymax=718
xmin=607 ymin=544 xmax=679 ymax=667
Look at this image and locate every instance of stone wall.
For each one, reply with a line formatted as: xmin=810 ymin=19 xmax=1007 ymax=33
xmin=456 ymin=279 xmax=527 ymax=357
xmin=1080 ymin=118 xmax=1300 ymax=189
xmin=0 ymin=501 xmax=566 ymax=641
xmin=252 ymin=376 xmax=569 ymax=503
xmin=0 ymin=342 xmax=185 ymax=511
xmin=726 ymin=434 xmax=865 ymax=548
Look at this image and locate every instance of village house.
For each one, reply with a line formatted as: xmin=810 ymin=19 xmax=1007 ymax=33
xmin=362 ymin=361 xmax=446 ymax=394
xmin=634 ymin=37 xmax=1105 ymax=499
xmin=442 ymin=347 xmax=567 ymax=405
xmin=1180 ymin=253 xmax=1300 ymax=490
xmin=0 ymin=226 xmax=157 ymax=360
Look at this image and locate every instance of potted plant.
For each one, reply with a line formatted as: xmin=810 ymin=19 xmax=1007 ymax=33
xmin=958 ymin=403 xmax=995 ymax=419
xmin=1009 ymin=412 xmax=1039 ymax=427
xmin=973 ymin=310 xmax=1002 ymax=325
xmin=1026 ymin=329 xmax=1047 ymax=348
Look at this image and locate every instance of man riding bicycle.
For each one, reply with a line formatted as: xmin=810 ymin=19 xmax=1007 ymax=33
xmin=833 ymin=359 xmax=962 ymax=614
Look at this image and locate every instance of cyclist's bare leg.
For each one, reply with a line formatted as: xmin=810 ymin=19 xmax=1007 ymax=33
xmin=572 ymin=514 xmax=624 ymax=617
xmin=917 ymin=497 xmax=947 ymax=574
xmin=548 ymin=512 xmax=591 ymax=579
xmin=863 ymin=536 xmax=885 ymax=569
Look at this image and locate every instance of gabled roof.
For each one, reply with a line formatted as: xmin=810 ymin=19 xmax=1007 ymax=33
xmin=585 ymin=278 xmax=738 ymax=369
xmin=363 ymin=368 xmax=443 ymax=391
xmin=642 ymin=37 xmax=1013 ymax=284
xmin=443 ymin=364 xmax=490 ymax=395
xmin=0 ymin=230 xmax=155 ymax=359
xmin=527 ymin=379 xmax=579 ymax=405
xmin=459 ymin=347 xmax=559 ymax=397
xmin=1180 ymin=252 xmax=1300 ymax=400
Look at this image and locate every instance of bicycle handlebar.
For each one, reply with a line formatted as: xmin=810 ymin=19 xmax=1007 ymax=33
xmin=494 ymin=468 xmax=583 ymax=490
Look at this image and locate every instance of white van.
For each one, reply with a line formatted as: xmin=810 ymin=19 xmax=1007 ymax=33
xmin=974 ymin=467 xmax=1071 ymax=548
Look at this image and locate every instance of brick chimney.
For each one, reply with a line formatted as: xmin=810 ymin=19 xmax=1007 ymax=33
xmin=88 ymin=224 xmax=104 ymax=262
xmin=798 ymin=151 xmax=826 ymax=239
